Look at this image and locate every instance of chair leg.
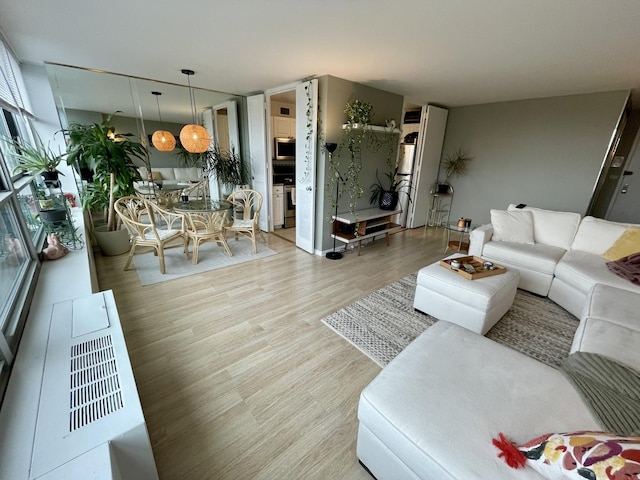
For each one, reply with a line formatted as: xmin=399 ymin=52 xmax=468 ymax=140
xmin=157 ymin=247 xmax=166 ymax=274
xmin=192 ymin=240 xmax=200 ymax=265
xmin=251 ymin=233 xmax=258 ymax=253
xmin=220 ymin=236 xmax=233 ymax=257
xmin=123 ymin=242 xmax=136 ymax=271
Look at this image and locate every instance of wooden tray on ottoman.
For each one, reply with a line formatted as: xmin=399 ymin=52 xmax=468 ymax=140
xmin=439 ymin=255 xmax=507 ymax=280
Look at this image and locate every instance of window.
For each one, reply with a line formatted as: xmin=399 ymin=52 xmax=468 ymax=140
xmin=0 ymin=38 xmax=41 ymax=402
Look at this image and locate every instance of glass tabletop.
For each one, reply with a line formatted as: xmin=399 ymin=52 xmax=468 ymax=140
xmin=172 ymin=199 xmax=232 ymax=213
xmin=445 ymin=222 xmax=477 ymax=233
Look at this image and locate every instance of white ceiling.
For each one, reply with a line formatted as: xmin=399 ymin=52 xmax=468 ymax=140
xmin=1 ymin=0 xmax=640 ymax=112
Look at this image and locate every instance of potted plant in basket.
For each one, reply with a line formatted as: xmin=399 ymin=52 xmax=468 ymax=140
xmin=203 ymin=143 xmax=249 ymax=193
xmin=369 ymin=166 xmax=413 ymax=211
xmin=63 ymin=112 xmax=147 ymax=255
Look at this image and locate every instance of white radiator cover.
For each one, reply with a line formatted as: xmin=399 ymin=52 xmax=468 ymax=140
xmin=30 ymin=291 xmax=158 ymax=480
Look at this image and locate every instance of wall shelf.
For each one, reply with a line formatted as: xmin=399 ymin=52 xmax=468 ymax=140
xmin=341 ymin=124 xmax=401 ymax=134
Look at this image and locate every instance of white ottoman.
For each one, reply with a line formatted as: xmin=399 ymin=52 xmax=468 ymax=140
xmin=413 ymin=254 xmax=520 ymax=334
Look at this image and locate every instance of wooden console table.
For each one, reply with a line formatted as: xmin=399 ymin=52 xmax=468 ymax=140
xmin=331 ymin=208 xmax=402 ymax=255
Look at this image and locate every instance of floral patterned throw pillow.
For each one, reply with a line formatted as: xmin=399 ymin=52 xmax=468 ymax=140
xmin=493 ymin=430 xmax=640 ymax=479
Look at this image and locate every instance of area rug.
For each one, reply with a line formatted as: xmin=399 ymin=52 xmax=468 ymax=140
xmin=321 ymin=273 xmax=579 ymax=368
xmin=132 ymin=237 xmax=276 ymax=286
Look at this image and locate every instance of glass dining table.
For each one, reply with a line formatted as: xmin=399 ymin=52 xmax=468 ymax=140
xmin=172 ymin=199 xmax=234 ymax=263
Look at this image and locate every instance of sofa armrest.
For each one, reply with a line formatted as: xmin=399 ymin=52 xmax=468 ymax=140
xmin=468 ymin=224 xmax=493 ymax=257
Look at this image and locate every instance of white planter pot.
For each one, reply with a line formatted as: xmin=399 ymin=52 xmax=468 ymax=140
xmin=93 ymin=225 xmax=130 ymax=256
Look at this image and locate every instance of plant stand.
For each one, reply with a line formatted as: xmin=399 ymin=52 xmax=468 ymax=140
xmin=38 ymin=190 xmax=84 ymax=250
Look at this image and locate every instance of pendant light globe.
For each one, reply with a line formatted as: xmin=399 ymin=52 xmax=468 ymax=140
xmin=180 ymin=69 xmax=211 ymax=153
xmin=179 ymin=124 xmax=210 ymax=153
xmin=152 ymin=130 xmax=176 ymax=151
xmin=150 ymin=91 xmax=176 ymax=152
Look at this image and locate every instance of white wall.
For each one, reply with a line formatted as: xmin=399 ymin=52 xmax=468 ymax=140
xmin=440 ymin=90 xmax=629 ymax=225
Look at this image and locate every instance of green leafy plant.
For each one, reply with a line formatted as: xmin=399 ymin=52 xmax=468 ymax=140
xmin=369 ymin=166 xmax=413 ymax=206
xmin=344 ymin=99 xmax=373 ymax=125
xmin=63 ymin=112 xmax=147 ymax=231
xmin=328 ymin=121 xmax=400 ymax=215
xmin=6 ymin=136 xmax=65 ymax=176
xmin=203 ymin=143 xmax=249 ymax=188
xmin=173 ymin=140 xmax=209 ymax=169
xmin=442 ymin=148 xmax=472 ymax=181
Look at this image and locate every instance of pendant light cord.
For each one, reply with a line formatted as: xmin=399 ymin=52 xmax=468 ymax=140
xmin=186 ymin=73 xmax=197 ymax=124
xmin=154 ymin=93 xmax=163 ymax=123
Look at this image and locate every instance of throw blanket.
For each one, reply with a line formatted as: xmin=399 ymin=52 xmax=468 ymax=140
xmin=561 ymin=352 xmax=640 ymax=436
xmin=607 ymin=252 xmax=640 ymax=285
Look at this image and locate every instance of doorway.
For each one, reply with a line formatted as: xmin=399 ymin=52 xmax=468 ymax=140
xmin=270 ymin=90 xmax=297 ymax=243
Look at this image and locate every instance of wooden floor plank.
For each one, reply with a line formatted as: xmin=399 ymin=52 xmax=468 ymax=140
xmin=95 ymin=227 xmax=447 ymax=479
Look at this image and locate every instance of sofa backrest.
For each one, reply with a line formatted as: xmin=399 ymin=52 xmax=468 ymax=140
xmin=571 ymin=216 xmax=631 ymax=255
xmin=137 ymin=166 xmax=202 ymax=182
xmin=507 ymin=204 xmax=581 ymax=250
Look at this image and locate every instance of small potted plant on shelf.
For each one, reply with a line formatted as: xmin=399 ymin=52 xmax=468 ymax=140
xmin=369 ymin=166 xmax=413 ymax=211
xmin=5 ymin=136 xmax=65 ymax=187
xmin=344 ymin=99 xmax=374 ymax=127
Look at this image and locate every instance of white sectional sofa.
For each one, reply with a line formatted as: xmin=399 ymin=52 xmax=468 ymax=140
xmin=357 ymin=206 xmax=640 ymax=480
xmin=136 ymin=166 xmax=203 ymax=185
xmin=469 ymin=205 xmax=640 ymax=316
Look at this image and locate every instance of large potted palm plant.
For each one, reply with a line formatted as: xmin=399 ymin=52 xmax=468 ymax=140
xmin=64 ymin=113 xmax=147 ymax=255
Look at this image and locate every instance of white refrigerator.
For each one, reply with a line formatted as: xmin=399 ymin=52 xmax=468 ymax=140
xmin=395 ymin=143 xmax=417 ymax=228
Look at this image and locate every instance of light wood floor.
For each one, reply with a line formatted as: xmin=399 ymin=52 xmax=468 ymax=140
xmin=95 ymin=227 xmax=448 ymax=479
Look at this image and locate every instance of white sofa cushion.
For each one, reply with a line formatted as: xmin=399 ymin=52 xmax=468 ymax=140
xmin=571 ymin=284 xmax=640 ymax=371
xmin=508 ymin=204 xmax=581 ymax=250
xmin=483 ymin=241 xmax=566 ymax=275
xmin=571 ymin=216 xmax=629 ymax=255
xmin=602 ymin=226 xmax=640 ymax=261
xmin=358 ymin=321 xmax=599 ymax=480
xmin=554 ymin=250 xmax=640 ymax=296
xmin=572 ymin=319 xmax=640 ymax=373
xmin=173 ymin=167 xmax=201 ymax=181
xmin=490 ymin=209 xmax=534 ymax=244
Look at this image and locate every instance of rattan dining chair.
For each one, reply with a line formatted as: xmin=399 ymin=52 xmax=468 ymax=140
xmin=114 ymin=196 xmax=187 ymax=274
xmin=184 ymin=209 xmax=233 ymax=264
xmin=155 ymin=188 xmax=183 ymax=208
xmin=133 ymin=181 xmax=158 ymax=202
xmin=181 ymin=178 xmax=209 ymax=200
xmin=225 ymin=189 xmax=265 ymax=253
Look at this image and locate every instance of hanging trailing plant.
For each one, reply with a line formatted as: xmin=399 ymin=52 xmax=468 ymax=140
xmin=327 ymin=99 xmax=403 ymax=215
xmin=299 ymin=82 xmax=314 ymax=183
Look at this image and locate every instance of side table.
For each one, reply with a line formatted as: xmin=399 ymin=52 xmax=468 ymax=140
xmin=444 ymin=223 xmax=477 ymax=253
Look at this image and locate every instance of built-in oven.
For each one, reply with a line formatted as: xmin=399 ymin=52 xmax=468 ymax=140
xmin=284 ymin=185 xmax=296 ymax=228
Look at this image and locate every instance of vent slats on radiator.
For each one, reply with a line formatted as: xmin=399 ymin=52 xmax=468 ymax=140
xmin=69 ymin=334 xmax=124 ymax=432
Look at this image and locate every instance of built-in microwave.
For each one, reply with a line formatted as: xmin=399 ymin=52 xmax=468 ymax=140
xmin=274 ymin=137 xmax=296 ymax=161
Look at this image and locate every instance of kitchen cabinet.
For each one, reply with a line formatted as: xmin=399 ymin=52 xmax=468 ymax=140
xmin=272 ymin=116 xmax=295 ymax=138
xmin=273 ymin=184 xmax=284 ymax=227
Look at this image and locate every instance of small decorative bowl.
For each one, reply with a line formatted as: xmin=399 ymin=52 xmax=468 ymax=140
xmin=451 ymin=260 xmax=461 ymax=269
